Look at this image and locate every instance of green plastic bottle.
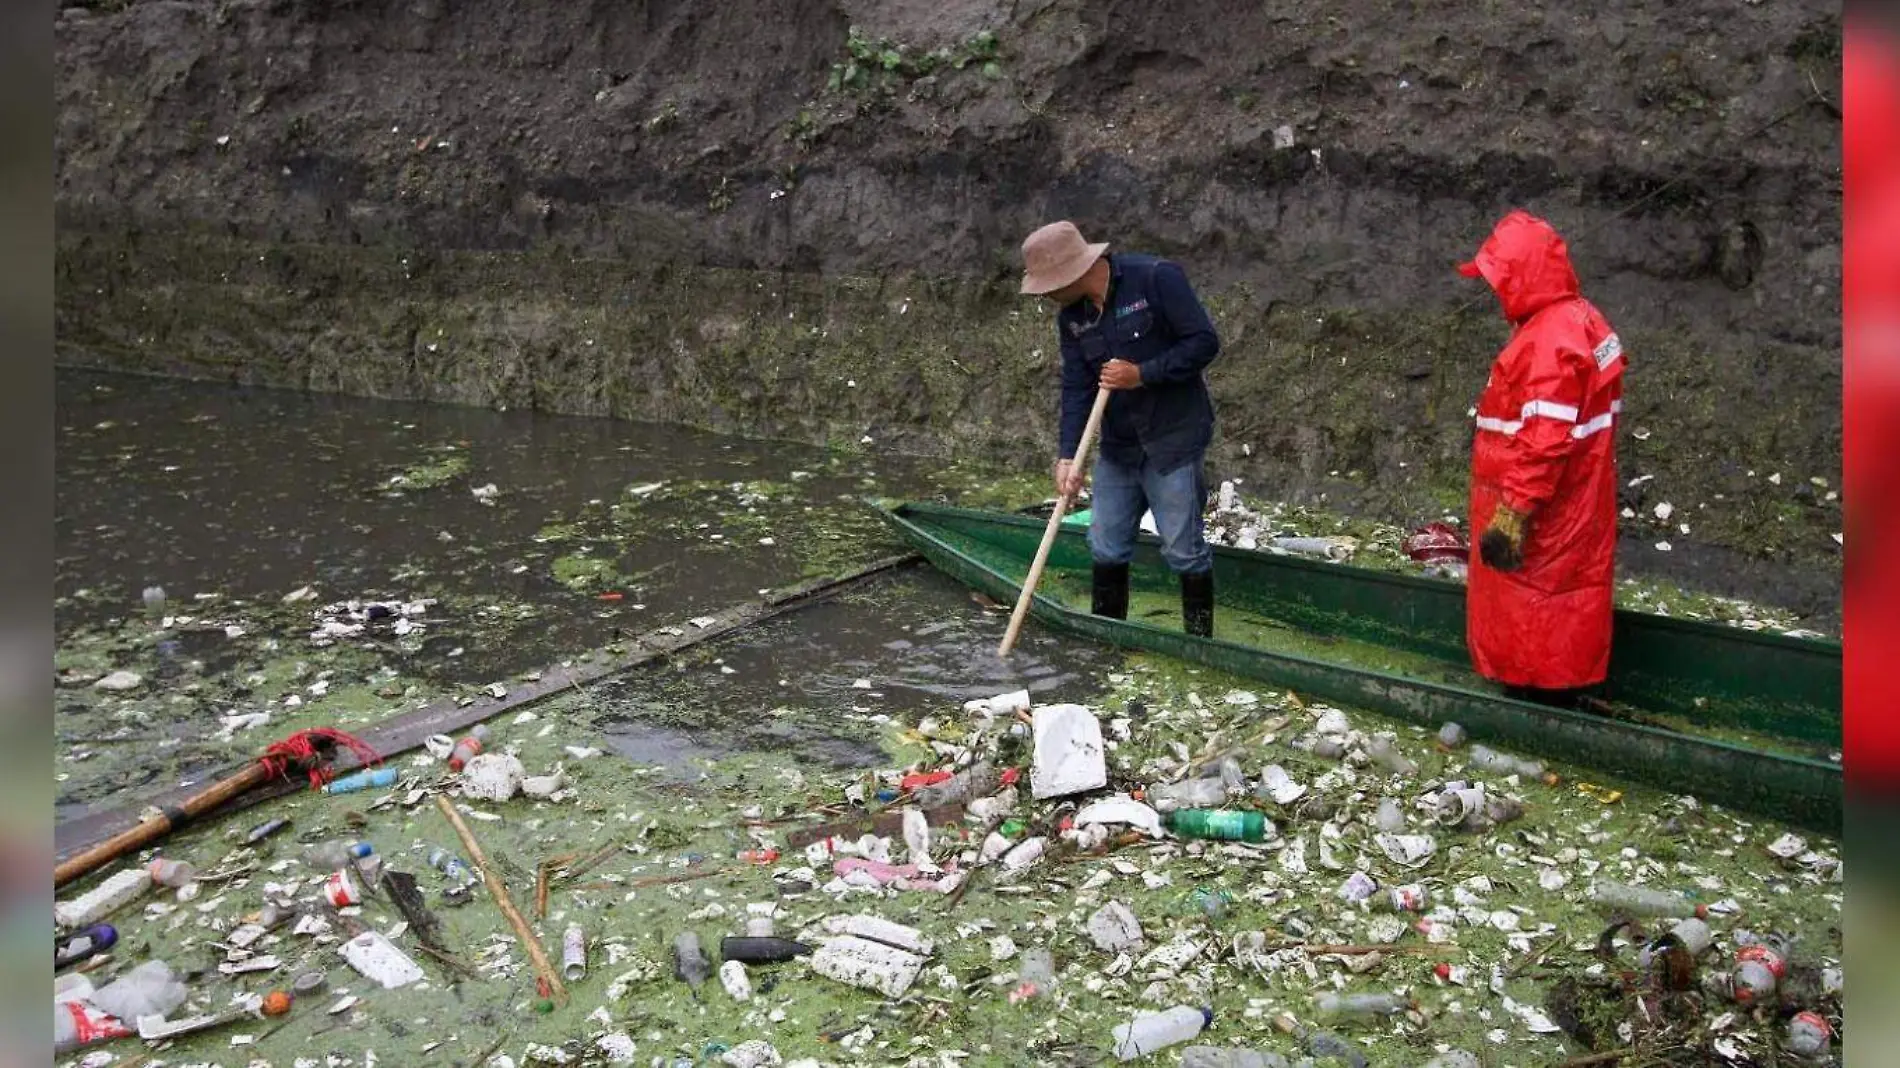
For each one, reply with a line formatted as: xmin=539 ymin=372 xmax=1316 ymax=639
xmin=1165 ymin=808 xmax=1270 ymax=842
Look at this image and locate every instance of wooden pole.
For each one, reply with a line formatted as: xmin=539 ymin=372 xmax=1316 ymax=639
xmin=55 ymin=761 xmax=276 ymax=889
xmin=434 ymin=795 xmax=568 ymax=1004
xmin=998 ymin=385 xmax=1112 ymax=658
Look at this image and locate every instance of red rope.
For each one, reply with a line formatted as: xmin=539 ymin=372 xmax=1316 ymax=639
xmin=259 ymin=728 xmax=383 ymax=789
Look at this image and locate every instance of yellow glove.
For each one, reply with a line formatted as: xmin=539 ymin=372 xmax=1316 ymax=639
xmin=1479 ymin=503 xmax=1528 ymax=572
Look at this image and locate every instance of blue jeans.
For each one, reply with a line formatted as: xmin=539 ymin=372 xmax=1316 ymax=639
xmin=1088 ymin=453 xmax=1213 ymax=574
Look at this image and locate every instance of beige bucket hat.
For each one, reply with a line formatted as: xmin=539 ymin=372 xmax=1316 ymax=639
xmin=1020 ymin=221 xmax=1109 ymax=295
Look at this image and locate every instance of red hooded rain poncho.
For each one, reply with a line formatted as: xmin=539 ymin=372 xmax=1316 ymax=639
xmin=1460 ymin=211 xmax=1623 ymax=690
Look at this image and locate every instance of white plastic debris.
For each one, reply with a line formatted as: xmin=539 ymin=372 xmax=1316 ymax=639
xmin=1375 ymin=833 xmax=1438 ymax=868
xmin=1088 ymin=902 xmax=1146 ymax=953
xmin=460 ymin=753 xmax=526 ymax=802
xmin=94 ymin=671 xmax=144 ymax=692
xmin=1073 ymin=795 xmax=1164 ymax=838
xmin=809 ymin=935 xmax=925 ymax=997
xmin=1001 ymin=837 xmax=1048 ymax=872
xmin=1030 ymin=704 xmax=1107 ymax=799
xmin=1257 ymin=764 xmax=1307 ymax=805
xmin=338 ymin=930 xmax=425 ymax=989
xmin=821 ymin=915 xmax=935 ymax=955
xmin=1315 ymin=708 xmax=1351 ymax=735
xmin=1766 ymin=833 xmax=1806 ymax=859
xmin=521 ymin=765 xmax=568 ymax=799
xmin=720 ymin=1041 xmax=781 ymax=1068
xmin=719 ymin=960 xmax=752 ymax=1002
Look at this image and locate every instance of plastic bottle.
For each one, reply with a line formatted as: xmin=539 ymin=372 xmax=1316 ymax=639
xmin=1112 ymin=1005 xmax=1213 ymax=1061
xmin=55 ymin=868 xmax=152 ymax=929
xmin=1365 ymin=737 xmax=1418 ymax=777
xmin=1589 ymin=880 xmax=1706 ymax=919
xmin=1435 ymin=722 xmax=1468 ymax=749
xmin=1731 ymin=944 xmax=1785 ymax=1006
xmin=1010 ymin=946 xmax=1056 ymax=1003
xmin=55 ymin=924 xmax=117 ymax=969
xmin=1215 ymin=756 xmax=1249 ymax=794
xmin=1468 ymin=744 xmax=1558 ymax=784
xmin=54 ymin=999 xmax=131 ymax=1054
xmin=1314 ymin=991 xmax=1408 ymax=1019
xmin=147 ymin=857 xmax=197 ymax=888
xmin=303 ymin=839 xmax=374 ymax=871
xmin=912 ymin=760 xmax=998 ymax=808
xmin=142 ymin=585 xmax=167 ymax=620
xmin=89 ymin=960 xmax=189 ymax=1022
xmin=673 ymin=931 xmax=711 ymax=993
xmin=1785 ymin=1011 xmax=1832 ymax=1059
xmin=427 ymin=847 xmax=472 ymax=883
xmin=1166 ymin=809 xmax=1270 ymax=843
xmin=1375 ymin=798 xmax=1406 ymax=833
xmin=1302 ymin=1030 xmax=1368 ymax=1068
xmin=720 ymin=936 xmax=814 ymax=963
xmin=1637 ymin=918 xmax=1713 ymax=970
xmin=323 ymin=766 xmax=399 ymax=795
xmin=1147 ymin=777 xmax=1228 ymax=812
xmin=244 ymin=817 xmax=291 ymax=844
xmin=1001 ymin=836 xmax=1047 ymax=871
xmin=447 ymin=725 xmax=490 ymax=772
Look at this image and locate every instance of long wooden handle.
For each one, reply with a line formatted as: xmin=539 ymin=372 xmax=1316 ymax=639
xmin=435 ymin=794 xmax=569 ymax=1004
xmin=54 ymin=761 xmax=277 ymax=889
xmin=998 ymin=386 xmax=1113 ymax=658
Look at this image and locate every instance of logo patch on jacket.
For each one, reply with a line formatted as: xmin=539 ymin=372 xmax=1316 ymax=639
xmin=1115 ymin=299 xmax=1150 ymax=318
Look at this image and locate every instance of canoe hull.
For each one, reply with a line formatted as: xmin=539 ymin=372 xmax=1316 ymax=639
xmin=882 ymin=501 xmax=1842 ymax=834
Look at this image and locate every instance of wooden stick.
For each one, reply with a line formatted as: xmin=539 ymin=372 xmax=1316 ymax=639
xmin=55 ymin=760 xmax=277 ymax=888
xmin=628 ymin=867 xmax=727 ymax=890
xmin=434 ymin=795 xmax=568 ymax=1005
xmin=998 ymin=385 xmax=1112 ymax=658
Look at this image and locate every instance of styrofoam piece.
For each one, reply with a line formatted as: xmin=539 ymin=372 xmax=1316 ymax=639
xmin=720 ymin=1039 xmax=781 ymax=1067
xmin=821 ymin=915 xmax=935 ymax=955
xmin=56 ymin=869 xmax=153 ymax=929
xmin=809 ymin=935 xmax=925 ymax=997
xmin=1088 ymin=901 xmax=1146 ymax=953
xmin=338 ymin=930 xmax=425 ymax=989
xmin=963 ymin=690 xmax=1031 ymax=718
xmin=1001 ymin=836 xmax=1047 ymax=872
xmin=459 ymin=753 xmax=526 ymax=802
xmin=1074 ymin=796 xmax=1164 ymax=838
xmin=1030 ymin=704 xmax=1107 ymax=799
xmin=719 ymin=960 xmax=752 ymax=1002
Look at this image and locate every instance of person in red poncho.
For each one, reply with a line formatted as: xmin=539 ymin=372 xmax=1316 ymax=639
xmin=1457 ymin=210 xmax=1625 ymax=707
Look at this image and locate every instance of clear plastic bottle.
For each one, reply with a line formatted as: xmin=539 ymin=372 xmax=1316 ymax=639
xmin=913 ymin=760 xmax=999 ymax=808
xmin=1215 ymin=756 xmax=1249 ymax=794
xmin=1435 ymin=722 xmax=1468 ymax=749
xmin=1374 ymin=798 xmax=1406 ymax=833
xmin=427 ymin=847 xmax=472 ymax=882
xmin=673 ymin=931 xmax=711 ymax=993
xmin=1010 ymin=946 xmax=1056 ymax=1003
xmin=1302 ymin=1028 xmax=1369 ymax=1068
xmin=1365 ymin=737 xmax=1418 ymax=777
xmin=302 ymin=839 xmax=373 ymax=871
xmin=1314 ymin=991 xmax=1408 ymax=1019
xmin=447 ymin=725 xmax=490 ymax=772
xmin=1467 ymin=744 xmax=1556 ymax=783
xmin=146 ymin=857 xmax=197 ymax=888
xmin=1147 ymin=777 xmax=1229 ymax=811
xmin=142 ymin=585 xmax=167 ymax=620
xmin=1112 ymin=1005 xmax=1213 ymax=1061
xmin=1180 ymin=1048 xmax=1290 ymax=1068
xmin=54 ymin=868 xmax=152 ymax=929
xmin=1589 ymin=880 xmax=1705 ymax=919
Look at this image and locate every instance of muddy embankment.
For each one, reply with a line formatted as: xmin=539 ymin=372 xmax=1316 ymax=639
xmin=54 ymin=0 xmax=1844 ymax=615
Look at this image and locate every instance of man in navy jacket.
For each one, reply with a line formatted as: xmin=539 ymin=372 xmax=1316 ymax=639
xmin=1019 ymin=221 xmax=1222 ymax=637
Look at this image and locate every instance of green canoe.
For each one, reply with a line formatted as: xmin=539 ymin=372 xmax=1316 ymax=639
xmin=879 ymin=501 xmax=1842 ymax=833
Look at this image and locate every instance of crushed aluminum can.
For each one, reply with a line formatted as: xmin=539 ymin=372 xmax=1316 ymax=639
xmin=323 ymin=869 xmax=362 ymax=908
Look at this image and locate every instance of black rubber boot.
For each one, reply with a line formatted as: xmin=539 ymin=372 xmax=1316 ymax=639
xmin=1181 ymin=569 xmax=1215 ymax=638
xmin=1091 ymin=563 xmax=1130 ymax=620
